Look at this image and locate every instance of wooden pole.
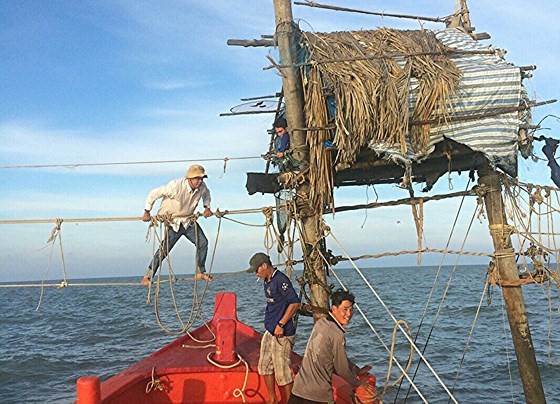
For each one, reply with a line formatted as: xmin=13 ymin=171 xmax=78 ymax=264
xmin=294 ymin=1 xmax=447 ymax=23
xmin=272 ymin=0 xmax=307 ymax=163
xmin=273 ymin=0 xmax=329 ymax=315
xmin=227 ymin=39 xmax=275 ymax=47
xmin=477 ymin=167 xmax=546 ymax=403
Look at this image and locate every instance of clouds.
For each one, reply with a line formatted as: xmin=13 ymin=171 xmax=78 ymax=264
xmin=143 ymin=79 xmax=200 ymax=91
xmin=1 ymin=1 xmax=560 ymax=282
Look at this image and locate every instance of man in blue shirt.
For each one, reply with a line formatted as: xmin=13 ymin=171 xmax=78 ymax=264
xmin=274 ymin=117 xmax=291 ymax=157
xmin=272 ymin=117 xmax=291 ymax=172
xmin=248 ymin=252 xmax=301 ymax=404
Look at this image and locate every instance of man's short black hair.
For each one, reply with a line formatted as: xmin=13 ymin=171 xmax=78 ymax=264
xmin=273 ymin=117 xmax=287 ymax=129
xmin=331 ymin=288 xmax=355 ymax=307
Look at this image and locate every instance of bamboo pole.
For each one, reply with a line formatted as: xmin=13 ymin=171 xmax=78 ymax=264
xmin=477 ymin=167 xmax=546 ymax=403
xmin=273 ymin=0 xmax=307 ymax=162
xmin=294 ymin=1 xmax=448 ymax=23
xmin=226 ymin=39 xmax=275 ymax=47
xmin=459 ymin=0 xmax=472 ymax=30
xmin=219 ymin=110 xmax=277 ymax=117
xmin=286 ymin=48 xmax=496 ymax=68
xmin=273 ymin=0 xmax=329 ymax=315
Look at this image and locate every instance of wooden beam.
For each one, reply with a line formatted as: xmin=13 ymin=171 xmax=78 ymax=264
xmin=411 ymin=99 xmax=557 ymax=126
xmin=334 ymin=189 xmax=476 ymax=213
xmin=292 ymin=48 xmax=496 ymax=68
xmin=477 ymin=167 xmax=547 ymax=403
xmin=219 ymin=110 xmax=276 ymax=117
xmin=226 ymin=39 xmax=275 ymax=47
xmin=240 ymin=93 xmax=281 ymax=101
xmin=294 ymin=1 xmax=448 ymax=23
xmin=273 ymin=0 xmax=329 ymax=316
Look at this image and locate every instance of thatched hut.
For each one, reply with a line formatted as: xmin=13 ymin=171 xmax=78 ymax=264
xmin=296 ymin=27 xmax=529 ymax=214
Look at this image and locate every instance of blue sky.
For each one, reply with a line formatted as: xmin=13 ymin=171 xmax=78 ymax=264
xmin=1 ymin=0 xmax=559 ymax=282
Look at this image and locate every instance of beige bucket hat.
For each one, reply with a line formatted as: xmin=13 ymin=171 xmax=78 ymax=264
xmin=185 ymin=164 xmax=208 ymax=179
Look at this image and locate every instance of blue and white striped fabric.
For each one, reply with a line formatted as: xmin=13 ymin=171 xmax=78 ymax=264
xmin=368 ymin=28 xmax=523 ymax=176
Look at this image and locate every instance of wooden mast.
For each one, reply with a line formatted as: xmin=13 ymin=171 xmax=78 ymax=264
xmin=477 ymin=166 xmax=547 ymax=403
xmin=272 ymin=0 xmax=329 ymax=315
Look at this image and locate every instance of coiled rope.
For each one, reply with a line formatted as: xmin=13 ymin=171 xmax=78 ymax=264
xmin=206 ymin=352 xmax=250 ymax=403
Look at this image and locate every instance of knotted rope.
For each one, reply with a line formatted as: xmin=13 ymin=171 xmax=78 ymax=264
xmin=36 ymin=218 xmax=68 ymax=310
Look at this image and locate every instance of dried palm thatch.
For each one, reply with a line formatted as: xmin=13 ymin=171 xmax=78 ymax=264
xmin=299 ymin=28 xmax=462 ymax=214
xmin=303 ymin=66 xmax=335 ymax=214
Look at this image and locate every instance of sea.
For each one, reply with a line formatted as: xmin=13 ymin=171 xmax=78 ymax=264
xmin=1 ymin=265 xmax=559 ymax=403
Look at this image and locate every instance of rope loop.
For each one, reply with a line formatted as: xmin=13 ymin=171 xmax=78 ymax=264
xmin=223 ymin=157 xmax=229 ymax=174
xmin=206 ymin=352 xmax=249 ymax=403
xmin=154 ymin=213 xmax=174 ymax=227
xmin=262 ymin=206 xmax=274 ymax=223
xmin=530 ymin=185 xmax=545 ymax=206
xmin=46 ymin=218 xmax=63 ymax=243
xmin=214 ymin=208 xmax=226 ymax=218
xmin=145 ymin=367 xmax=164 ymax=394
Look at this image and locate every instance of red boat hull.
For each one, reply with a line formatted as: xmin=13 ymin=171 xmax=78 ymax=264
xmin=76 ymin=292 xmax=376 ymax=403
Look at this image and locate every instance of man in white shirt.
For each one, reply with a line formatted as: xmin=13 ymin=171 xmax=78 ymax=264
xmin=141 ymin=164 xmax=213 ymax=286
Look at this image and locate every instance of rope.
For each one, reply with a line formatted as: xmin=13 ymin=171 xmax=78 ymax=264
xmin=499 ymin=288 xmax=517 ymax=402
xmin=145 ymin=367 xmax=164 ymax=394
xmin=324 ymin=262 xmax=429 ymax=403
xmin=0 ymin=206 xmax=278 ymax=226
xmin=327 ymin=229 xmax=458 ymax=403
xmin=334 ymin=187 xmax=481 ymax=213
xmin=411 ymin=199 xmax=424 ymax=265
xmin=382 ymin=319 xmax=414 ymax=396
xmin=206 ymin=352 xmax=250 ymax=403
xmin=0 ymin=155 xmax=262 ymax=170
xmin=36 ymin=219 xmax=68 ymax=311
xmin=148 ymin=218 xmax=216 ymax=337
xmin=402 ymin=196 xmax=479 ymax=402
xmin=2 ymin=282 xmax=154 ymax=288
xmin=448 ymin=277 xmax=489 ymax=400
xmin=328 ymin=248 xmax=493 ymax=263
xmin=0 ymin=273 xmax=252 ymax=289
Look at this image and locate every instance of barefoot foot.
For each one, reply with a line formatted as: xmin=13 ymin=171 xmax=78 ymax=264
xmin=141 ymin=275 xmax=151 ymax=286
xmin=196 ymin=273 xmax=213 ymax=282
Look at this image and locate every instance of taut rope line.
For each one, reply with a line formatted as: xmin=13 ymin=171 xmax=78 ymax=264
xmin=324 ymin=261 xmax=427 ymax=403
xmin=327 ymin=229 xmax=459 ymax=403
xmin=0 ymin=155 xmax=262 ymax=170
xmin=449 ymin=278 xmax=489 ymax=400
xmin=0 ymin=207 xmax=272 ymax=226
xmin=401 ymin=182 xmax=479 ymax=401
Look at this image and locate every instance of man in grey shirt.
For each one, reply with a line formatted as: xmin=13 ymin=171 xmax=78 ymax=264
xmin=289 ymin=289 xmax=376 ymax=403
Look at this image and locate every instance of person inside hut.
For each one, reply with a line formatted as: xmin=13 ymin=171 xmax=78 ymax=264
xmin=271 ymin=117 xmax=303 ymax=172
xmin=288 ymin=289 xmax=376 ymax=404
xmin=247 ymin=252 xmax=301 ymax=404
xmin=272 ymin=117 xmax=290 ymax=172
xmin=141 ymin=164 xmax=213 ymax=286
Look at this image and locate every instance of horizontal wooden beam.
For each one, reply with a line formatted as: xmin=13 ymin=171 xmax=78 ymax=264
xmin=294 ymin=1 xmax=448 ymax=23
xmin=227 ymin=39 xmax=275 ymax=47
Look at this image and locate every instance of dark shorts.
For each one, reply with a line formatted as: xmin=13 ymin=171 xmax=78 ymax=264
xmin=287 ymin=394 xmax=328 ymax=404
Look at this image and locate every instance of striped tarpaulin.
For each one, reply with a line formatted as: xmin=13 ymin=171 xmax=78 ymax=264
xmin=368 ymin=28 xmax=524 ymax=177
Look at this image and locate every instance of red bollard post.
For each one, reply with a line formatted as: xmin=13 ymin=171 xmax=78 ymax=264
xmin=76 ymin=376 xmax=101 ymax=404
xmin=214 ymin=318 xmax=237 ymax=365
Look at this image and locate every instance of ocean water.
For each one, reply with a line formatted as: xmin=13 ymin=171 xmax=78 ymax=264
xmin=1 ymin=265 xmax=559 ymax=403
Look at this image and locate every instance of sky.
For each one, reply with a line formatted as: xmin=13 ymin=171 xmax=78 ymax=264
xmin=1 ymin=0 xmax=560 ymax=282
